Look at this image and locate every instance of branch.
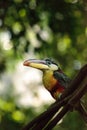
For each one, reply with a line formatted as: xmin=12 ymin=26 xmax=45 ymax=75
xmin=22 ymin=64 xmax=87 ymax=130
xmin=60 ymin=64 xmax=87 ymax=99
xmin=44 ymin=104 xmax=69 ymax=130
xmin=22 ymin=95 xmax=70 ymax=130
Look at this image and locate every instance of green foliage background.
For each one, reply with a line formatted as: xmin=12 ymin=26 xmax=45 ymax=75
xmin=0 ymin=0 xmax=87 ymax=130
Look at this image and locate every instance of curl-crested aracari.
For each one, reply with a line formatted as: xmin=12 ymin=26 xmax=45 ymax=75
xmin=23 ymin=58 xmax=70 ymax=99
xmin=23 ymin=58 xmax=87 ymax=123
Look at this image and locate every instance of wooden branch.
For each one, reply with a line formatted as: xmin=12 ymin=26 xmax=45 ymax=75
xmin=45 ymin=75 xmax=87 ymax=130
xmin=60 ymin=64 xmax=87 ymax=99
xmin=44 ymin=104 xmax=69 ymax=130
xmin=22 ymin=64 xmax=87 ymax=130
xmin=30 ymin=96 xmax=71 ymax=130
xmin=22 ymin=96 xmax=69 ymax=130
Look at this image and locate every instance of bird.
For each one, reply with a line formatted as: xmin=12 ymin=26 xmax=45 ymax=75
xmin=23 ymin=58 xmax=87 ymax=123
xmin=23 ymin=58 xmax=71 ymax=99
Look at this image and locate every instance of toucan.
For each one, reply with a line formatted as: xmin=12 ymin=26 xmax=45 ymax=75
xmin=23 ymin=58 xmax=87 ymax=123
xmin=23 ymin=58 xmax=70 ymax=99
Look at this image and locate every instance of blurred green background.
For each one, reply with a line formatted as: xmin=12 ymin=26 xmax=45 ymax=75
xmin=0 ymin=0 xmax=87 ymax=130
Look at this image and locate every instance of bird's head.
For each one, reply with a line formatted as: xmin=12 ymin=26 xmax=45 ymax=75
xmin=23 ymin=58 xmax=60 ymax=72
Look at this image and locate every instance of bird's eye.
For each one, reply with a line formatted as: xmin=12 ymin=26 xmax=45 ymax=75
xmin=46 ymin=61 xmax=51 ymax=65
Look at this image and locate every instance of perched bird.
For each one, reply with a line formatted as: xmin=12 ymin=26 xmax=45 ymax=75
xmin=23 ymin=58 xmax=87 ymax=124
xmin=23 ymin=58 xmax=70 ymax=99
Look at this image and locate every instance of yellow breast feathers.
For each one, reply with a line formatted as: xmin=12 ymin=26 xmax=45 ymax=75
xmin=43 ymin=70 xmax=57 ymax=91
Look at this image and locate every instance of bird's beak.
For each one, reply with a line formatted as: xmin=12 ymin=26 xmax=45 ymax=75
xmin=23 ymin=59 xmax=49 ymax=70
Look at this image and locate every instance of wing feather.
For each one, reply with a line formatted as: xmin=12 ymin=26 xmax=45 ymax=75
xmin=53 ymin=71 xmax=71 ymax=88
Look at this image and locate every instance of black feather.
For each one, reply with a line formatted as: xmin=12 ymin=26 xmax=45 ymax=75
xmin=44 ymin=58 xmax=58 ymax=66
xmin=53 ymin=71 xmax=71 ymax=88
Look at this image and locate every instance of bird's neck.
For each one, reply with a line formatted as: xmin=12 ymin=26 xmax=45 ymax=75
xmin=42 ymin=70 xmax=57 ymax=91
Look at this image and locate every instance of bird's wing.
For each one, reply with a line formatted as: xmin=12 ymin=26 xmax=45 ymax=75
xmin=53 ymin=71 xmax=71 ymax=88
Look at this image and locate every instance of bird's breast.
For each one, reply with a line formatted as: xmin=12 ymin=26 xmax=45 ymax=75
xmin=43 ymin=70 xmax=65 ymax=99
xmin=43 ymin=71 xmax=58 ymax=91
